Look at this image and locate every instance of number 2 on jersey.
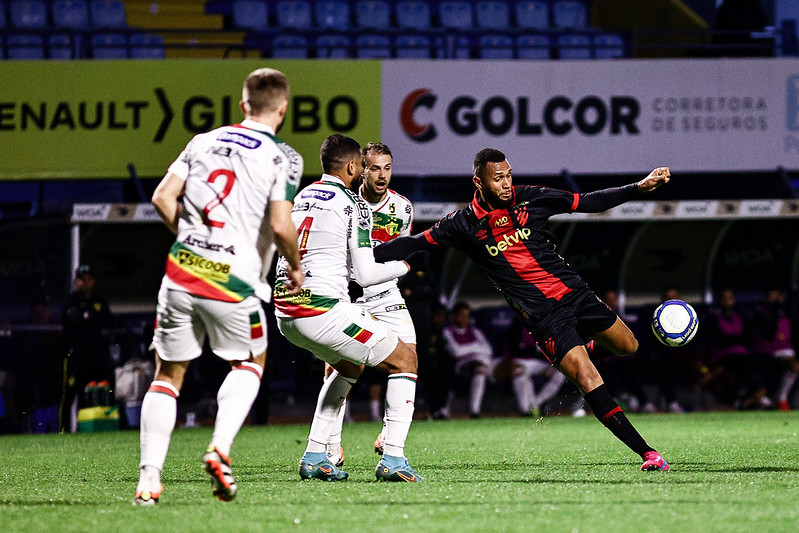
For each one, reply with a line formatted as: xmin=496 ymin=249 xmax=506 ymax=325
xmin=297 ymin=216 xmax=313 ymax=258
xmin=202 ymin=169 xmax=236 ymax=228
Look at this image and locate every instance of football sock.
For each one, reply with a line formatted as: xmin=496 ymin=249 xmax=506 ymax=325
xmin=139 ymin=380 xmax=179 ymax=472
xmin=777 ymin=371 xmax=797 ymax=402
xmin=306 ymin=371 xmax=356 ymax=454
xmin=512 ymin=372 xmax=534 ymax=412
xmin=383 ymin=373 xmax=417 ymax=458
xmin=211 ymin=362 xmax=262 ymax=457
xmin=584 ymin=384 xmax=654 ymax=458
xmin=326 ymin=398 xmax=346 ymax=459
xmin=469 ymin=372 xmax=486 ymax=415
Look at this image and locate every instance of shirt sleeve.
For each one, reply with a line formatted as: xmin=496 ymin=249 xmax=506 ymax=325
xmin=349 ymin=195 xmax=409 ymax=286
xmin=576 ymin=183 xmax=640 ymax=213
xmin=166 ymin=139 xmax=194 ymax=180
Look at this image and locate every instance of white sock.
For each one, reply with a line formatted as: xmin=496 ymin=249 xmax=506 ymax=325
xmin=306 ymin=371 xmax=356 ymax=454
xmin=210 ymin=362 xmax=262 ymax=457
xmin=139 ymin=381 xmax=179 ymax=473
xmin=382 ymin=373 xmax=417 ymax=458
xmin=469 ymin=373 xmax=486 ymax=415
xmin=326 ymin=398 xmax=347 ymax=459
xmin=511 ymin=373 xmax=534 ymax=412
xmin=778 ymin=371 xmax=798 ymax=402
xmin=537 ymin=372 xmax=566 ymax=406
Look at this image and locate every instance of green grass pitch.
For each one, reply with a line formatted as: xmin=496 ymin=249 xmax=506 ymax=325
xmin=2 ymin=412 xmax=798 ymax=532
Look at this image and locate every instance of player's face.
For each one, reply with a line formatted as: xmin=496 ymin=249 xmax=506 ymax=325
xmin=475 ymin=160 xmax=513 ymax=209
xmin=362 ymin=153 xmax=393 ymax=200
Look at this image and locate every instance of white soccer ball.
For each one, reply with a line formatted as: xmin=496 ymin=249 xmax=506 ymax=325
xmin=651 ymin=299 xmax=699 ymax=347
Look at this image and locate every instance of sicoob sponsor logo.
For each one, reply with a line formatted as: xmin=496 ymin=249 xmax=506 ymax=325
xmin=177 ymin=250 xmax=231 ymax=282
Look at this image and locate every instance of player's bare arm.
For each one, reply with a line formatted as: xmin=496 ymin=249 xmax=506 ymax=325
xmin=637 ymin=166 xmax=671 ymax=193
xmin=271 ymin=200 xmax=304 ymax=293
xmin=151 ymin=172 xmax=185 ymax=235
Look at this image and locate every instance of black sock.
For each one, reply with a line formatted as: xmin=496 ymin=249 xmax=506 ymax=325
xmin=583 ymin=384 xmax=655 ymax=458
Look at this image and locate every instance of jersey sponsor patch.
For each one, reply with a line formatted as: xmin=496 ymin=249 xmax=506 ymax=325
xmin=301 ymin=188 xmax=335 ymax=201
xmin=165 ymin=242 xmax=254 ymax=302
xmin=273 ymin=284 xmax=339 ymax=317
xmin=217 ymin=131 xmax=262 ymax=149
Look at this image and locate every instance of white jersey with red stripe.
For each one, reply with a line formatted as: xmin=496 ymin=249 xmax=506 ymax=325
xmin=160 ymin=119 xmax=303 ymax=303
xmin=358 ymin=188 xmax=414 ymax=300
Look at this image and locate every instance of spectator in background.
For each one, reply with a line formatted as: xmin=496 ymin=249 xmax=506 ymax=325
xmin=61 ymin=264 xmax=114 ymax=432
xmin=641 ymin=287 xmax=687 ymax=413
xmin=425 ymin=303 xmax=455 ymax=420
xmin=751 ymin=289 xmax=798 ymax=410
xmin=443 ymin=301 xmax=493 ymax=418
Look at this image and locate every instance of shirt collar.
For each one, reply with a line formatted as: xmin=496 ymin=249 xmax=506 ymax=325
xmin=470 ymin=188 xmax=517 ymax=218
xmin=320 ymin=174 xmax=346 ymax=187
xmin=239 ymin=119 xmax=276 ymax=135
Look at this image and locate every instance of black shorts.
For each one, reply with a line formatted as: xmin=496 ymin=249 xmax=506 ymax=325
xmin=526 ymin=288 xmax=617 ymax=366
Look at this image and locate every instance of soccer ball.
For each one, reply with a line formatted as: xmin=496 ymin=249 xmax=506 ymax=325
xmin=651 ymin=299 xmax=698 ymax=347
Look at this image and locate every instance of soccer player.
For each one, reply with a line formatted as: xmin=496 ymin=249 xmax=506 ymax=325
xmin=374 ymin=148 xmax=672 ymax=472
xmin=134 ymin=68 xmax=305 ymax=505
xmin=324 ymin=142 xmax=417 ymax=465
xmin=274 ymin=134 xmax=425 ymax=482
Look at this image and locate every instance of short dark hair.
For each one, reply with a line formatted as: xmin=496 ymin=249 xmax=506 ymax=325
xmin=320 ymin=134 xmax=362 ymax=174
xmin=473 ymin=148 xmax=506 ymax=179
xmin=362 ymin=142 xmax=392 ymax=159
xmin=243 ymin=68 xmax=289 ymax=115
xmin=452 ymin=301 xmax=471 ymax=314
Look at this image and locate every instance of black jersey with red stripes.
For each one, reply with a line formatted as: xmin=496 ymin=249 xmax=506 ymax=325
xmin=423 ymin=185 xmax=590 ymax=322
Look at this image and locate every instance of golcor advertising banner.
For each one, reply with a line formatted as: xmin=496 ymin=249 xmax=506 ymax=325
xmin=0 ymin=60 xmax=380 ymax=180
xmin=381 ymin=58 xmax=799 ymax=175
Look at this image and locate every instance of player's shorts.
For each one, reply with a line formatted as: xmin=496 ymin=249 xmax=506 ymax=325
xmin=527 ymin=288 xmax=617 ymax=366
xmin=152 ymin=286 xmax=267 ymax=362
xmin=356 ymin=290 xmax=416 ymax=345
xmin=277 ymin=300 xmax=398 ymax=367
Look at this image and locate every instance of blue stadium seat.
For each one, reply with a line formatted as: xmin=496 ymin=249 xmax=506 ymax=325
xmin=478 ymin=34 xmax=513 ymax=59
xmin=275 ymin=0 xmax=312 ymax=29
xmin=395 ymin=34 xmax=431 ymax=58
xmin=315 ymin=0 xmax=350 ymax=29
xmin=315 ymin=34 xmax=352 ymax=58
xmin=91 ymin=32 xmax=127 ymax=58
xmin=356 ymin=34 xmax=391 ymax=58
xmin=355 ymin=1 xmax=390 ymax=30
xmin=130 ymin=33 xmax=165 ymax=59
xmin=90 ymin=0 xmax=127 ymax=28
xmin=7 ymin=33 xmax=45 ymax=59
xmin=516 ymin=33 xmax=550 ymax=59
xmin=232 ymin=1 xmax=269 ymax=31
xmin=514 ymin=0 xmax=550 ymax=29
xmin=593 ymin=32 xmax=625 ymax=59
xmin=475 ymin=1 xmax=510 ymax=31
xmin=396 ymin=0 xmax=430 ymax=29
xmin=0 ymin=3 xmax=6 ymax=28
xmin=48 ymin=33 xmax=75 ymax=59
xmin=439 ymin=1 xmax=473 ymax=30
xmin=271 ymin=34 xmax=309 ymax=58
xmin=53 ymin=0 xmax=89 ymax=29
xmin=436 ymin=34 xmax=471 ymax=58
xmin=10 ymin=1 xmax=48 ymax=29
xmin=552 ymin=0 xmax=587 ymax=29
xmin=556 ymin=33 xmax=591 ymax=59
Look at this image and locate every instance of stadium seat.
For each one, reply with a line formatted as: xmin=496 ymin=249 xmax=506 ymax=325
xmin=356 ymin=34 xmax=391 ymax=58
xmin=552 ymin=0 xmax=588 ymax=29
xmin=10 ymin=1 xmax=48 ymax=29
xmin=0 ymin=3 xmax=6 ymax=28
xmin=89 ymin=0 xmax=127 ymax=29
xmin=436 ymin=34 xmax=471 ymax=58
xmin=396 ymin=0 xmax=430 ymax=29
xmin=478 ymin=34 xmax=513 ymax=59
xmin=438 ymin=1 xmax=473 ymax=30
xmin=315 ymin=34 xmax=352 ymax=58
xmin=593 ymin=32 xmax=626 ymax=59
xmin=53 ymin=0 xmax=90 ymax=29
xmin=7 ymin=33 xmax=45 ymax=59
xmin=395 ymin=34 xmax=431 ymax=58
xmin=355 ymin=1 xmax=390 ymax=30
xmin=315 ymin=0 xmax=350 ymax=30
xmin=130 ymin=33 xmax=165 ymax=59
xmin=232 ymin=1 xmax=269 ymax=31
xmin=48 ymin=33 xmax=75 ymax=59
xmin=91 ymin=32 xmax=127 ymax=59
xmin=514 ymin=0 xmax=550 ymax=29
xmin=556 ymin=33 xmax=591 ymax=59
xmin=516 ymin=33 xmax=550 ymax=59
xmin=271 ymin=34 xmax=309 ymax=58
xmin=475 ymin=1 xmax=510 ymax=31
xmin=275 ymin=0 xmax=312 ymax=29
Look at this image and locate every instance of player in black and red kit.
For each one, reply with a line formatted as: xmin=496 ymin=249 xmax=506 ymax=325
xmin=374 ymin=148 xmax=672 ymax=472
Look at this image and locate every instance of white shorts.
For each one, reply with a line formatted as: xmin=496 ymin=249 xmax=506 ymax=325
xmin=152 ymin=286 xmax=267 ymax=362
xmin=277 ymin=301 xmax=398 ymax=367
xmin=356 ymin=294 xmax=416 ymax=345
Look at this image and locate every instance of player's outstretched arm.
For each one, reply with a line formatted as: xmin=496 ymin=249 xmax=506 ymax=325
xmin=152 ymin=172 xmax=185 ymax=235
xmin=373 ymin=233 xmax=433 ymax=263
xmin=271 ymin=200 xmax=304 ymax=293
xmin=637 ymin=167 xmax=671 ymax=193
xmin=350 ymin=247 xmax=410 ymax=288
